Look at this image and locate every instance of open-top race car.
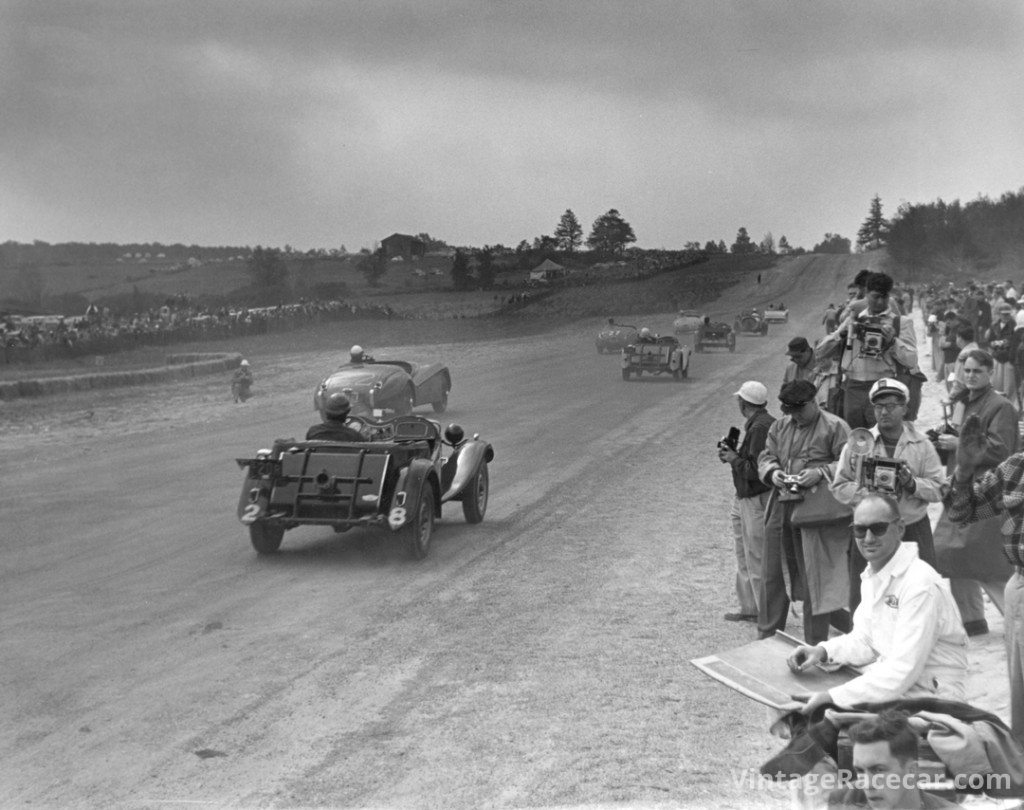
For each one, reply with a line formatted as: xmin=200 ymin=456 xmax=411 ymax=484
xmin=734 ymin=309 xmax=769 ymax=335
xmin=694 ymin=320 xmax=736 ymax=352
xmin=673 ymin=309 xmax=705 ymax=337
xmin=236 ymin=414 xmax=494 ymax=559
xmin=595 ymin=320 xmax=639 ymax=354
xmin=763 ymin=304 xmax=789 ymax=323
xmin=315 ymin=357 xmax=451 ymax=416
xmin=621 ymin=335 xmax=691 ymax=380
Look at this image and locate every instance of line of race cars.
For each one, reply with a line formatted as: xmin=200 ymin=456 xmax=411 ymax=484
xmin=596 ymin=303 xmax=790 ymax=381
xmin=235 ymin=350 xmax=493 ymax=560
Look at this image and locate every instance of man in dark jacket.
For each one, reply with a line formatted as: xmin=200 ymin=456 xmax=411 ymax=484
xmin=307 ymin=392 xmax=366 ymax=442
xmin=718 ymin=381 xmax=776 ymax=622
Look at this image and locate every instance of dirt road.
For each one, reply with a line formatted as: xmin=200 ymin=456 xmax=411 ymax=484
xmin=2 ymin=255 xmax=872 ymax=809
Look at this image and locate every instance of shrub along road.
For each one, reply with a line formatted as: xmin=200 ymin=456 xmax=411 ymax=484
xmin=4 ymin=254 xmax=922 ymax=809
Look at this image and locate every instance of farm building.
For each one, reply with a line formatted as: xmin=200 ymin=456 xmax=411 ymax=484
xmin=381 ymin=233 xmax=426 ymax=261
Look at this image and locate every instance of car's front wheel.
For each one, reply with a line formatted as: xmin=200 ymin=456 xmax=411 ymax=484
xmin=462 ymin=463 xmax=489 ymax=524
xmin=402 ymin=480 xmax=436 ymax=560
xmin=250 ymin=521 xmax=284 ymax=555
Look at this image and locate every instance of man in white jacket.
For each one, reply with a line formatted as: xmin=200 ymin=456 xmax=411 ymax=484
xmin=786 ymin=494 xmax=968 ymax=715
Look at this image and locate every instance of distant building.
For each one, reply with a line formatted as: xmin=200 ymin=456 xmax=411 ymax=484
xmin=381 ymin=233 xmax=426 ymax=261
xmin=529 ymin=258 xmax=566 ymax=283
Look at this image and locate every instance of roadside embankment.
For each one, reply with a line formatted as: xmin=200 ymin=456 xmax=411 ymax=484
xmin=0 ymin=352 xmax=242 ymax=400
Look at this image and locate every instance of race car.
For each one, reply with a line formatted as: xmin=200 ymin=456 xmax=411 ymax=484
xmin=734 ymin=309 xmax=769 ymax=335
xmin=315 ymin=358 xmax=451 ymax=416
xmin=621 ymin=335 xmax=691 ymax=380
xmin=694 ymin=321 xmax=736 ymax=352
xmin=595 ymin=321 xmax=639 ymax=354
xmin=763 ymin=304 xmax=789 ymax=323
xmin=236 ymin=414 xmax=494 ymax=559
xmin=673 ymin=309 xmax=705 ymax=337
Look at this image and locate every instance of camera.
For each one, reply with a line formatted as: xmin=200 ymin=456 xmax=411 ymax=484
xmin=717 ymin=426 xmax=740 ymax=452
xmin=926 ymin=424 xmax=959 ymax=464
xmin=862 ymin=456 xmax=904 ymax=497
xmin=853 ymin=317 xmax=887 ymax=358
xmin=776 ymin=473 xmax=804 ymax=501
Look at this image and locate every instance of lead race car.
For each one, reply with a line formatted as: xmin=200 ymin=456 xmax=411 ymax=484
xmin=315 ymin=351 xmax=451 ymax=416
xmin=595 ymin=320 xmax=638 ymax=354
xmin=236 ymin=414 xmax=494 ymax=559
xmin=621 ymin=333 xmax=691 ymax=380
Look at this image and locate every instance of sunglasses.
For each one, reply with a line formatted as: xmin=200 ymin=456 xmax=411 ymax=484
xmin=852 ymin=521 xmax=893 ymax=539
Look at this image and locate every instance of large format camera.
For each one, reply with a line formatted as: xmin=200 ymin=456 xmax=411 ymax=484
xmin=861 ymin=456 xmax=904 ymax=497
xmin=853 ymin=316 xmax=887 ymax=358
xmin=717 ymin=426 xmax=740 ymax=452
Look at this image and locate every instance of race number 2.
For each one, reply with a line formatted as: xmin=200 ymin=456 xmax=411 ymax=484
xmin=240 ymin=503 xmax=261 ymax=524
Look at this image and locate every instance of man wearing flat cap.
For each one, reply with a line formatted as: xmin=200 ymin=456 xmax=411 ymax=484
xmin=719 ymin=381 xmax=776 ymax=623
xmin=757 ymin=379 xmax=853 ymax=643
xmin=831 ymin=377 xmax=946 ymax=613
xmin=783 ymin=337 xmax=816 ymax=385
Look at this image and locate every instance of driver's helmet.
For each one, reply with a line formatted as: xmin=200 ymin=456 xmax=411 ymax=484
xmin=240 ymin=359 xmax=249 ymax=367
xmin=321 ymin=391 xmax=352 ymax=420
xmin=639 ymin=327 xmax=652 ymax=339
xmin=350 ymin=344 xmax=364 ymax=362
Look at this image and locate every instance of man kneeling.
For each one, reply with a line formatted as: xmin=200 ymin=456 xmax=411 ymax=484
xmin=787 ymin=494 xmax=968 ymax=715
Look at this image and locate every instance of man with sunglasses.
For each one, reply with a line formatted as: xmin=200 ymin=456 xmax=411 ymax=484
xmin=758 ymin=379 xmax=852 ymax=644
xmin=786 ymin=494 xmax=968 ymax=716
xmin=832 ymin=378 xmax=946 ymax=613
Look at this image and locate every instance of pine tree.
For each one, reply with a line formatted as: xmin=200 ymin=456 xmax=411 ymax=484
xmin=857 ymin=195 xmax=889 ymax=250
xmin=586 ymin=209 xmax=637 ymax=255
xmin=553 ymin=209 xmax=583 ymax=253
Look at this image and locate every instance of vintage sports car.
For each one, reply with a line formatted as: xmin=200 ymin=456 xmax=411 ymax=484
xmin=315 ymin=358 xmax=451 ymax=417
xmin=673 ymin=309 xmax=705 ymax=337
xmin=695 ymin=321 xmax=736 ymax=352
xmin=621 ymin=336 xmax=691 ymax=380
xmin=763 ymin=305 xmax=789 ymax=323
xmin=236 ymin=414 xmax=494 ymax=559
xmin=595 ymin=321 xmax=639 ymax=354
xmin=734 ymin=309 xmax=769 ymax=335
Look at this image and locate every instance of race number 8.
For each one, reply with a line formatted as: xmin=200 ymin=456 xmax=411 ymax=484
xmin=388 ymin=506 xmax=407 ymax=529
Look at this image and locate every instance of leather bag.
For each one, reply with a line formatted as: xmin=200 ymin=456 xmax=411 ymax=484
xmin=790 ymin=482 xmax=852 ymax=528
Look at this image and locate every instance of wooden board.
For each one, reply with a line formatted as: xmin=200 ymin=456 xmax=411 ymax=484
xmin=691 ymin=631 xmax=860 ymax=710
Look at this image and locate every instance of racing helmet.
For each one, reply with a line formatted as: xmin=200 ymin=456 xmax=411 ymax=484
xmin=240 ymin=359 xmax=249 ymax=367
xmin=350 ymin=344 xmax=364 ymax=362
xmin=321 ymin=391 xmax=352 ymax=420
xmin=639 ymin=327 xmax=652 ymax=339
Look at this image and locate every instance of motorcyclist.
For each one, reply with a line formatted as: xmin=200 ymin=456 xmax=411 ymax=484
xmin=307 ymin=392 xmax=365 ymax=442
xmin=231 ymin=359 xmax=253 ymax=403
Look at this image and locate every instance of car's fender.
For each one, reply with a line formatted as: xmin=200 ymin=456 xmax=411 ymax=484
xmin=441 ymin=440 xmax=494 ymax=503
xmin=388 ymin=458 xmax=440 ymax=530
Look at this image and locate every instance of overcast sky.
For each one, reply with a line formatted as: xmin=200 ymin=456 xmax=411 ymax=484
xmin=2 ymin=1 xmax=1022 ymax=252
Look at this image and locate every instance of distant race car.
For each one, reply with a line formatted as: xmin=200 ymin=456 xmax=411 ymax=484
xmin=315 ymin=358 xmax=451 ymax=417
xmin=673 ymin=309 xmax=705 ymax=337
xmin=694 ymin=321 xmax=736 ymax=352
xmin=236 ymin=414 xmax=493 ymax=559
xmin=621 ymin=335 xmax=691 ymax=381
xmin=763 ymin=305 xmax=789 ymax=323
xmin=734 ymin=309 xmax=769 ymax=335
xmin=595 ymin=322 xmax=639 ymax=354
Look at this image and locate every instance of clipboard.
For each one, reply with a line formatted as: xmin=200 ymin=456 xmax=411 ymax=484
xmin=691 ymin=631 xmax=861 ymax=710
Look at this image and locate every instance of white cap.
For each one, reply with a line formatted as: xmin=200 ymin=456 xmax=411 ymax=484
xmin=733 ymin=380 xmax=768 ymax=406
xmin=240 ymin=359 xmax=249 ymax=367
xmin=350 ymin=344 xmax=363 ymax=356
xmin=868 ymin=377 xmax=910 ymax=403
xmin=927 ymin=313 xmax=938 ymax=324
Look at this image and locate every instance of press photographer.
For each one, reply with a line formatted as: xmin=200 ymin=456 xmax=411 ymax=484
xmin=831 ymin=378 xmax=946 ymax=612
xmin=717 ymin=381 xmax=775 ymax=624
xmin=817 ymin=272 xmax=921 ymax=429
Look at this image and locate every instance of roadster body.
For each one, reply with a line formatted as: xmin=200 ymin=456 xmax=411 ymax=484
xmin=672 ymin=309 xmax=705 ymax=337
xmin=695 ymin=321 xmax=736 ymax=352
xmin=315 ymin=359 xmax=451 ymax=417
xmin=763 ymin=306 xmax=789 ymax=323
xmin=734 ymin=309 xmax=769 ymax=335
xmin=621 ymin=336 xmax=691 ymax=380
xmin=595 ymin=323 xmax=639 ymax=353
xmin=236 ymin=415 xmax=493 ymax=559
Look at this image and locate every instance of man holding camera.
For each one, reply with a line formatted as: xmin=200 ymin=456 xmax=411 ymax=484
xmin=817 ymin=272 xmax=920 ymax=429
xmin=757 ymin=379 xmax=852 ymax=644
xmin=718 ymin=381 xmax=776 ymax=623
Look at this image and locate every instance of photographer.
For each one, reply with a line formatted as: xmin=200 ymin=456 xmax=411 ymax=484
xmin=718 ymin=381 xmax=776 ymax=623
xmin=831 ymin=378 xmax=946 ymax=612
xmin=757 ymin=379 xmax=852 ymax=644
xmin=817 ymin=272 xmax=920 ymax=429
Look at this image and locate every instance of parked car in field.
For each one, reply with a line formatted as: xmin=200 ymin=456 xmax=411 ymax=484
xmin=734 ymin=309 xmax=769 ymax=335
xmin=695 ymin=321 xmax=736 ymax=352
xmin=315 ymin=357 xmax=451 ymax=416
xmin=621 ymin=335 xmax=691 ymax=380
xmin=673 ymin=309 xmax=705 ymax=337
xmin=763 ymin=304 xmax=789 ymax=323
xmin=236 ymin=414 xmax=494 ymax=559
xmin=595 ymin=320 xmax=639 ymax=354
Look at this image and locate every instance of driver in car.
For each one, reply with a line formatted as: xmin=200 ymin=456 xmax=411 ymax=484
xmin=638 ymin=327 xmax=656 ymax=342
xmin=348 ymin=344 xmax=375 ymax=365
xmin=307 ymin=392 xmax=366 ymax=442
